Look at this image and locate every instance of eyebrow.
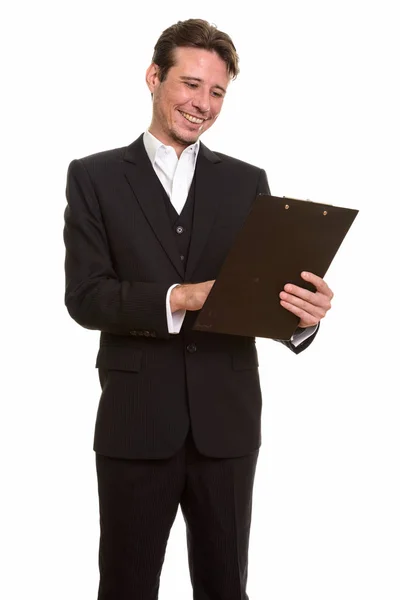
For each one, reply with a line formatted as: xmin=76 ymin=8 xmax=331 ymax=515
xmin=179 ymin=76 xmax=226 ymax=94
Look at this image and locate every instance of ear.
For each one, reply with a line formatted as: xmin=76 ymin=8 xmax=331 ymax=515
xmin=145 ymin=63 xmax=160 ymax=93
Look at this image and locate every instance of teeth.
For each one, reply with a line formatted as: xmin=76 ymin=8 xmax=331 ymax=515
xmin=180 ymin=111 xmax=204 ymax=124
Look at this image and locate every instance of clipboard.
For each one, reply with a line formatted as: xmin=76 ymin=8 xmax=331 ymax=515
xmin=193 ymin=194 xmax=359 ymax=340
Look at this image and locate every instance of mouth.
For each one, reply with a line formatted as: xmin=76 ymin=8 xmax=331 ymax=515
xmin=178 ymin=110 xmax=206 ymax=125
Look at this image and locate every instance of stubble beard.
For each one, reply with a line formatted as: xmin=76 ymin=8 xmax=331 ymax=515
xmin=169 ymin=126 xmax=200 ymax=148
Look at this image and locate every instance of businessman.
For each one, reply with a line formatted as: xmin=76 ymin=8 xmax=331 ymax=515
xmin=64 ymin=18 xmax=333 ymax=600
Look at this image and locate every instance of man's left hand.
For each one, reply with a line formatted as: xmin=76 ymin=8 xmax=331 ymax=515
xmin=279 ymin=271 xmax=334 ymax=328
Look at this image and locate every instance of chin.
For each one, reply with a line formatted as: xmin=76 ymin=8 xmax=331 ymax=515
xmin=172 ymin=128 xmax=199 ymax=146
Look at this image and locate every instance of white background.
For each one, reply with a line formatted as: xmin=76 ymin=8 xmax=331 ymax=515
xmin=2 ymin=0 xmax=399 ymax=598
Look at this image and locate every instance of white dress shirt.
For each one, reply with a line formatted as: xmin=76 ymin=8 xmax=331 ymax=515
xmin=143 ymin=130 xmax=317 ymax=346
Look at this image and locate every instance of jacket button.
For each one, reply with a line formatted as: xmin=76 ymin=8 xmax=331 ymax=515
xmin=186 ymin=343 xmax=197 ymax=353
xmin=176 ymin=226 xmax=184 ymax=234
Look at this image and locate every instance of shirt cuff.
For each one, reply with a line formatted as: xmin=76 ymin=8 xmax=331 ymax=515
xmin=290 ymin=324 xmax=318 ymax=347
xmin=166 ymin=284 xmax=186 ymax=334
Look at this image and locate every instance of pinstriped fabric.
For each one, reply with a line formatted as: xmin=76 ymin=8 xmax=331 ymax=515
xmin=181 ymin=433 xmax=259 ymax=600
xmin=96 ymin=429 xmax=259 ymax=600
xmin=94 ymin=340 xmax=189 ymax=458
xmin=96 ymin=446 xmax=186 ymax=600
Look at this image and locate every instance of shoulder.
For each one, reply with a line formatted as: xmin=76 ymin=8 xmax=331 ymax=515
xmin=202 ymin=144 xmax=263 ymax=176
xmin=66 ymin=144 xmax=130 ymax=186
xmin=75 ymin=145 xmax=126 ymax=169
xmin=67 ymin=134 xmax=145 ymax=179
xmin=215 ymin=151 xmax=260 ymax=169
xmin=201 ymin=145 xmax=270 ymax=195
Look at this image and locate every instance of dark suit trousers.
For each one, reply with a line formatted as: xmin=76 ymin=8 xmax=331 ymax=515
xmin=95 ymin=428 xmax=259 ymax=600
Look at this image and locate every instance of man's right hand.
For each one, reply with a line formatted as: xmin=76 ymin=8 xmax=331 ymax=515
xmin=170 ymin=281 xmax=215 ymax=312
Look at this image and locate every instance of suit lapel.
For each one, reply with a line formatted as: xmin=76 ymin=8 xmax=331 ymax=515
xmin=123 ymin=135 xmax=185 ymax=278
xmin=185 ymin=142 xmax=222 ymax=281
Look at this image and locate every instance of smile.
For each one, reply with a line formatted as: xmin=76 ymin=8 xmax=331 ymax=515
xmin=179 ymin=111 xmax=205 ymax=124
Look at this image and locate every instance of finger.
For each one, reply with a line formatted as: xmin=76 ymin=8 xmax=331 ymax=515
xmin=281 ymin=288 xmax=332 ymax=312
xmin=279 ymin=300 xmax=322 ymax=326
xmin=301 ymin=272 xmax=334 ymax=299
xmin=283 ymin=283 xmax=316 ymax=303
xmin=279 ymin=293 xmax=326 ymax=319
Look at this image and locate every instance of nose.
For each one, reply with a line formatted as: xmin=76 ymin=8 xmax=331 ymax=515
xmin=192 ymin=89 xmax=210 ymax=114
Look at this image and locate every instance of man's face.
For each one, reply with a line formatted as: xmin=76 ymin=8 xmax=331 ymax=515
xmin=146 ymin=47 xmax=230 ymax=153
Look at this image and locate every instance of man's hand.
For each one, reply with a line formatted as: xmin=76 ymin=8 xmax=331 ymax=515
xmin=279 ymin=272 xmax=333 ymax=328
xmin=170 ymin=281 xmax=215 ymax=312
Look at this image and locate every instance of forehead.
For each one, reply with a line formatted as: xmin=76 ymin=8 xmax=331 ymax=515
xmin=170 ymin=46 xmax=230 ymax=85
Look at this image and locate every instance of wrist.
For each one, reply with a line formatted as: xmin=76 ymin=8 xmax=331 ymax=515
xmin=170 ymin=285 xmax=186 ymax=312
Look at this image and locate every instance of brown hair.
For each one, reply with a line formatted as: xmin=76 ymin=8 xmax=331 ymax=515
xmin=152 ymin=19 xmax=239 ymax=82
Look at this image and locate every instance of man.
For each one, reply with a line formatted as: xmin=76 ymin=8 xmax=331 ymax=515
xmin=64 ymin=18 xmax=333 ymax=600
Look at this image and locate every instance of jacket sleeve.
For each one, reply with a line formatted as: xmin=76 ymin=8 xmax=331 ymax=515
xmin=63 ymin=158 xmax=171 ymax=339
xmin=255 ymin=167 xmax=319 ymax=354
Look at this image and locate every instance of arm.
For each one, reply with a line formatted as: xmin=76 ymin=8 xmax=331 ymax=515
xmin=63 ymin=159 xmax=172 ymax=339
xmin=280 ymin=323 xmax=320 ymax=354
xmin=166 ymin=281 xmax=218 ymax=333
xmin=291 ymin=323 xmax=318 ymax=346
xmin=166 ymin=284 xmax=186 ymax=334
xmin=279 ymin=272 xmax=333 ymax=352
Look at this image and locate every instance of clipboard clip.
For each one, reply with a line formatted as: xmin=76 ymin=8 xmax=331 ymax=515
xmin=283 ymin=196 xmax=331 ymax=215
xmin=283 ymin=196 xmax=333 ymax=206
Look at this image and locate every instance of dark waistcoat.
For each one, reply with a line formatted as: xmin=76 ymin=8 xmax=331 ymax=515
xmin=160 ymin=173 xmax=196 ymax=274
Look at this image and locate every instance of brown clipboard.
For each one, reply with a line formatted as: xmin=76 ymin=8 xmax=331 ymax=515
xmin=193 ymin=194 xmax=359 ymax=340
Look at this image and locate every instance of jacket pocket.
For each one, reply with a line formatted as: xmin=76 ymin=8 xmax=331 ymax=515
xmin=95 ymin=346 xmax=142 ymax=372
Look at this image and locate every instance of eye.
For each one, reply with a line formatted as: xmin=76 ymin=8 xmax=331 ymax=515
xmin=211 ymin=91 xmax=223 ymax=98
xmin=185 ymin=82 xmax=198 ymax=89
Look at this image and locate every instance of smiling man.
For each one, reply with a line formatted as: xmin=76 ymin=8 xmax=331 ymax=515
xmin=64 ymin=18 xmax=333 ymax=600
xmin=146 ymin=46 xmax=228 ymax=148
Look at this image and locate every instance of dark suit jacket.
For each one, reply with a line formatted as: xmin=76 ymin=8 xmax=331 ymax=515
xmin=64 ymin=134 xmax=318 ymax=459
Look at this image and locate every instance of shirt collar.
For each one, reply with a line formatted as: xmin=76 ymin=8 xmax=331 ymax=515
xmin=143 ymin=130 xmax=200 ymax=165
